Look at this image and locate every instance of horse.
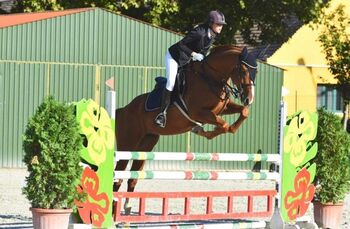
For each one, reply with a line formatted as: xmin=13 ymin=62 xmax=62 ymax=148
xmin=114 ymin=45 xmax=257 ymax=213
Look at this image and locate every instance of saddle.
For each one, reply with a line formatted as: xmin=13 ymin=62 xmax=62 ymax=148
xmin=145 ymin=68 xmax=187 ymax=112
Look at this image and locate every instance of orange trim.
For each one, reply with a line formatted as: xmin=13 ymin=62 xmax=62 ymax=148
xmin=0 ymin=7 xmax=183 ymax=36
xmin=0 ymin=8 xmax=93 ymax=28
xmin=113 ymin=190 xmax=277 ymax=223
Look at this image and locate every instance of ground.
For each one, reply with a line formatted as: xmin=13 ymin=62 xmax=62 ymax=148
xmin=0 ymin=169 xmax=349 ymax=229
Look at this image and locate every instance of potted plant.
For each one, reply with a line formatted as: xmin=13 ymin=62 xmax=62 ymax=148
xmin=313 ymin=107 xmax=350 ymax=229
xmin=22 ymin=96 xmax=83 ymax=229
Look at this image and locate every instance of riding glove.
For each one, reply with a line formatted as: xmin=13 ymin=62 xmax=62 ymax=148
xmin=191 ymin=52 xmax=204 ymax=61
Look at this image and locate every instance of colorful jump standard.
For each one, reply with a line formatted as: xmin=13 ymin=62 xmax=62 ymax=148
xmin=74 ymin=91 xmax=318 ymax=229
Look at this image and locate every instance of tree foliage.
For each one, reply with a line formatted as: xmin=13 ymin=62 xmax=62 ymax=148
xmin=23 ymin=96 xmax=84 ymax=209
xmin=317 ymin=4 xmax=350 ymax=129
xmin=9 ymin=0 xmax=326 ymax=45
xmin=164 ymin=0 xmax=326 ymax=45
xmin=314 ymin=107 xmax=350 ymax=204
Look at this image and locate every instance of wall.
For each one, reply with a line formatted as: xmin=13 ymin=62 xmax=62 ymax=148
xmin=267 ymin=0 xmax=350 ymax=115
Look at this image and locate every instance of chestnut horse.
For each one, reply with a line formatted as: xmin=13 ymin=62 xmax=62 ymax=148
xmin=114 ymin=45 xmax=257 ymax=213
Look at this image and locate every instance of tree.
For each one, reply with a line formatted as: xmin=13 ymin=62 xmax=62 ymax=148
xmin=9 ymin=0 xmax=326 ymax=45
xmin=10 ymin=0 xmax=178 ymax=24
xmin=317 ymin=4 xmax=350 ymax=130
xmin=163 ymin=0 xmax=327 ymax=45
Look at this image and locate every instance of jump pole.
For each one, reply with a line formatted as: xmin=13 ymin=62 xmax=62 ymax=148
xmin=107 ymin=92 xmax=318 ymax=229
xmin=108 ymin=91 xmax=283 ymax=228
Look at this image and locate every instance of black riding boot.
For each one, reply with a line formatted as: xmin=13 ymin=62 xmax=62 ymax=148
xmin=154 ymin=89 xmax=172 ymax=128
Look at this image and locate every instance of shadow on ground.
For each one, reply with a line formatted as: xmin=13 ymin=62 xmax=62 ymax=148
xmin=0 ymin=215 xmax=32 ymax=229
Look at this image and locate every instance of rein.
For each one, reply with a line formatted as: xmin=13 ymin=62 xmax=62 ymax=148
xmin=200 ymin=60 xmax=242 ymax=101
xmin=197 ymin=64 xmax=231 ymax=101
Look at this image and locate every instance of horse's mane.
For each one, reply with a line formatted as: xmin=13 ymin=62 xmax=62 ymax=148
xmin=209 ymin=45 xmax=242 ymax=57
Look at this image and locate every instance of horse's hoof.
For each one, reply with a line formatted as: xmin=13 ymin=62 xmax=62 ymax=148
xmin=242 ymin=106 xmax=249 ymax=118
xmin=206 ymin=135 xmax=215 ymax=140
xmin=191 ymin=126 xmax=204 ymax=134
xmin=124 ymin=207 xmax=132 ymax=215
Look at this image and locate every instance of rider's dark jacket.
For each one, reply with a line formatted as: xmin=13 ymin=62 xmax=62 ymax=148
xmin=169 ymin=24 xmax=216 ymax=67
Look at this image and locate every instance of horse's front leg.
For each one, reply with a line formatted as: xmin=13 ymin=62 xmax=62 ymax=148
xmin=191 ymin=111 xmax=229 ymax=139
xmin=221 ymin=100 xmax=250 ymax=134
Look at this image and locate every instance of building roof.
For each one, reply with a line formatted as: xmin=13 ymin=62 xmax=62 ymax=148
xmin=0 ymin=8 xmax=92 ymax=28
xmin=234 ymin=15 xmax=302 ymax=61
xmin=0 ymin=5 xmax=300 ymax=60
xmin=0 ymin=6 xmax=183 ymax=36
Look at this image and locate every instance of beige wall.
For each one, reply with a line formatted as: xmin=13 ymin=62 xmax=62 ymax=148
xmin=267 ymin=0 xmax=349 ymax=115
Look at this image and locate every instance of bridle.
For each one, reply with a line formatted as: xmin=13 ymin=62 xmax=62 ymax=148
xmin=200 ymin=58 xmax=255 ymax=105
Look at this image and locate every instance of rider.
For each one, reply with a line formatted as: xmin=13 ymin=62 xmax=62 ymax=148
xmin=154 ymin=10 xmax=226 ymax=128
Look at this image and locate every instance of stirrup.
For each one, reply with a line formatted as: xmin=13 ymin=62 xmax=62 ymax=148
xmin=154 ymin=113 xmax=166 ymax=128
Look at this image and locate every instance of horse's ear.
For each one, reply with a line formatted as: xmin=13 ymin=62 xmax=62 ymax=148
xmin=239 ymin=47 xmax=258 ymax=82
xmin=240 ymin=47 xmax=257 ymax=69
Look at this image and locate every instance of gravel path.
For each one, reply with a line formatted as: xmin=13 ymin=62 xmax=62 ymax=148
xmin=0 ymin=169 xmax=349 ymax=229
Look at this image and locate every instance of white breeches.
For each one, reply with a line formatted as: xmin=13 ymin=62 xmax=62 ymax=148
xmin=165 ymin=51 xmax=178 ymax=91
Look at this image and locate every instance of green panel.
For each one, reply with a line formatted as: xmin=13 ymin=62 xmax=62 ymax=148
xmin=0 ymin=62 xmax=47 ymax=167
xmin=0 ymin=8 xmax=182 ymax=167
xmin=98 ymin=8 xmax=182 ymax=67
xmin=100 ymin=66 xmax=166 ymax=106
xmin=115 ymin=67 xmax=145 ymax=107
xmin=145 ymin=68 xmax=167 ymax=93
xmin=48 ymin=64 xmax=95 ymax=102
xmin=0 ymin=62 xmax=97 ymax=168
xmin=0 ymin=8 xmax=182 ymax=66
xmin=0 ymin=8 xmax=283 ymax=169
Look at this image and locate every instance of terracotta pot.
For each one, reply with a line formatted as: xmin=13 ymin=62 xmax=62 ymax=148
xmin=31 ymin=208 xmax=72 ymax=229
xmin=313 ymin=201 xmax=344 ymax=229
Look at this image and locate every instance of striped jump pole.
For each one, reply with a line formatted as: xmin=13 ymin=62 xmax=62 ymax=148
xmin=110 ymin=95 xmax=317 ymax=228
xmin=113 ymin=151 xmax=281 ymax=227
xmin=113 ymin=170 xmax=280 ymax=181
xmin=115 ymin=151 xmax=281 ymax=163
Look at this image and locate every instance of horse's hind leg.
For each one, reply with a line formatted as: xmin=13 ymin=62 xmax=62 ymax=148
xmin=114 ymin=108 xmax=143 ymax=193
xmin=123 ymin=160 xmax=145 ymax=215
xmin=113 ymin=160 xmax=129 ymax=192
xmin=124 ymin=134 xmax=160 ymax=214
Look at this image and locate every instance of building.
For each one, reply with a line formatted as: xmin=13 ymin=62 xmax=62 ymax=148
xmin=267 ymin=0 xmax=350 ymax=118
xmin=0 ymin=8 xmax=283 ymax=168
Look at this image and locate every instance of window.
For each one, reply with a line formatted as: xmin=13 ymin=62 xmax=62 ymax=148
xmin=317 ymin=84 xmax=343 ymax=113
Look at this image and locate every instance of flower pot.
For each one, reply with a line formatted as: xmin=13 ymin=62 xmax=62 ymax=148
xmin=31 ymin=208 xmax=73 ymax=229
xmin=313 ymin=201 xmax=344 ymax=229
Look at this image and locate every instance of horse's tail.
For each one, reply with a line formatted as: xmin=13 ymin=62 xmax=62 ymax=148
xmin=115 ymin=108 xmax=121 ymax=124
xmin=115 ymin=94 xmax=150 ymax=151
xmin=115 ymin=108 xmax=123 ymax=147
xmin=115 ymin=106 xmax=139 ymax=150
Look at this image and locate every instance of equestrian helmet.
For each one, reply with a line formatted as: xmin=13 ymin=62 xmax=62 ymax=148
xmin=208 ymin=10 xmax=226 ymax=25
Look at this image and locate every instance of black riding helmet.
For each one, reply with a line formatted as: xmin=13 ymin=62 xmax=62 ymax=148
xmin=208 ymin=10 xmax=226 ymax=25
